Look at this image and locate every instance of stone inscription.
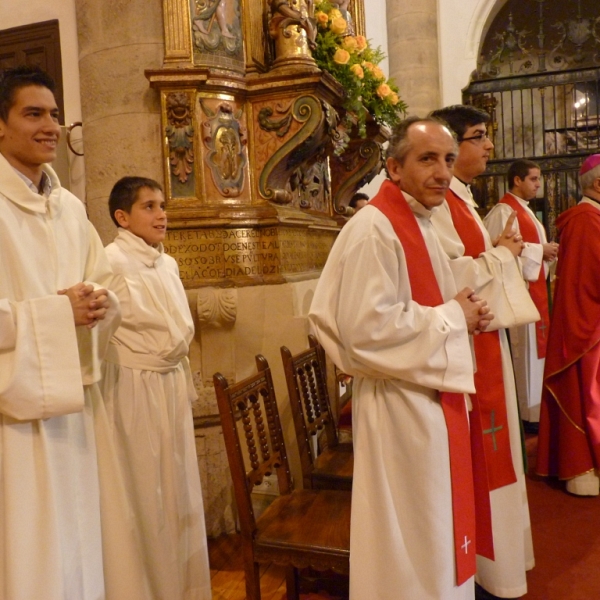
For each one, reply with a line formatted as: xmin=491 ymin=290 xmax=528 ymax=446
xmin=165 ymin=226 xmax=336 ymax=287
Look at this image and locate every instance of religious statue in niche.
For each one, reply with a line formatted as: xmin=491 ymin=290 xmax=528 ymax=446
xmin=201 ymin=100 xmax=247 ymax=197
xmin=269 ymin=0 xmax=317 ymax=51
xmin=191 ymin=0 xmax=242 ymax=58
xmin=165 ymin=92 xmax=195 ymax=185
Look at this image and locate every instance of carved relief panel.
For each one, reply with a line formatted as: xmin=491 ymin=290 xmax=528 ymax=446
xmin=190 ymin=0 xmax=245 ymax=69
xmin=252 ymin=94 xmax=334 ymax=212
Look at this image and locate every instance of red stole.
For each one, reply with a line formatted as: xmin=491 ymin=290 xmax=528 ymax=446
xmin=370 ymin=180 xmax=476 ymax=585
xmin=499 ymin=193 xmax=549 ymax=358
xmin=445 ymin=189 xmax=517 ymax=498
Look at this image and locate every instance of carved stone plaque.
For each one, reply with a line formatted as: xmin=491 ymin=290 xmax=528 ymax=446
xmin=165 ymin=225 xmax=336 ymax=287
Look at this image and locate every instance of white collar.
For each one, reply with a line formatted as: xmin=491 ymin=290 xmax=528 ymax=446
xmin=581 ymin=196 xmax=600 ymax=211
xmin=450 ymin=177 xmax=477 ymax=207
xmin=0 ymin=153 xmax=61 ymax=215
xmin=114 ymin=228 xmax=164 ymax=267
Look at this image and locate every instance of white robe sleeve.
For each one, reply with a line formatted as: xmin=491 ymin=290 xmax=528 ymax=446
xmin=483 ymin=202 xmax=544 ymax=282
xmin=0 ymin=295 xmax=84 ymax=420
xmin=309 ymin=216 xmax=475 ymax=394
xmin=76 ymin=222 xmax=122 ymax=386
xmin=431 ymin=201 xmax=539 ymax=331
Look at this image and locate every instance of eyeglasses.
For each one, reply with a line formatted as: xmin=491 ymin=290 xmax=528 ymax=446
xmin=459 ymin=131 xmax=490 ymax=144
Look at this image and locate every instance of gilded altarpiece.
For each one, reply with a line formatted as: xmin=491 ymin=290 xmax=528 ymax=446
xmin=149 ymin=0 xmax=381 ymax=535
xmin=149 ymin=0 xmax=380 ymax=291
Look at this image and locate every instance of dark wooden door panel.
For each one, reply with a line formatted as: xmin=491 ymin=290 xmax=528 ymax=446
xmin=0 ymin=20 xmax=64 ymax=124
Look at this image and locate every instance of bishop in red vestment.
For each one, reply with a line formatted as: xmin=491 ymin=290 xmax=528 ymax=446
xmin=537 ymin=153 xmax=600 ymax=496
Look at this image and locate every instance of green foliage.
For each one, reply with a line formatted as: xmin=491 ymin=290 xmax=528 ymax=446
xmin=313 ymin=1 xmax=407 ymax=139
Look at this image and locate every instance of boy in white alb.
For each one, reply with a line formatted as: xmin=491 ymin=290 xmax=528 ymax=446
xmin=101 ymin=176 xmax=212 ymax=600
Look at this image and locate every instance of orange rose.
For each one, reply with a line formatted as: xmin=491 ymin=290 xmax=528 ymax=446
xmin=315 ymin=11 xmax=329 ymax=26
xmin=372 ymin=66 xmax=385 ymax=80
xmin=350 ymin=64 xmax=364 ymax=79
xmin=376 ymin=83 xmax=392 ymax=99
xmin=333 ymin=48 xmax=351 ymax=65
xmin=389 ymin=92 xmax=399 ymax=105
xmin=342 ymin=36 xmax=358 ymax=52
xmin=355 ymin=35 xmax=367 ymax=52
xmin=330 ymin=16 xmax=347 ymax=35
xmin=362 ymin=61 xmax=375 ymax=71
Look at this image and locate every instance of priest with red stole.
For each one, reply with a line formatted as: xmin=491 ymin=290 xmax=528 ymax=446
xmin=309 ymin=117 xmax=492 ymax=600
xmin=537 ymin=153 xmax=600 ymax=496
xmin=429 ymin=105 xmax=538 ymax=599
xmin=484 ymin=159 xmax=559 ymax=426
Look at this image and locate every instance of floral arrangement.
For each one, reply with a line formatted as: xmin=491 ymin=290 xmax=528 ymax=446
xmin=312 ymin=1 xmax=407 ymax=139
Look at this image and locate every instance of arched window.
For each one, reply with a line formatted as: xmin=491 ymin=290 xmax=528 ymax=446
xmin=463 ymin=0 xmax=600 ymax=238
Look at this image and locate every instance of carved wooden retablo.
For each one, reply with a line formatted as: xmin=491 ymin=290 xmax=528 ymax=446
xmin=148 ymin=0 xmax=385 ymax=288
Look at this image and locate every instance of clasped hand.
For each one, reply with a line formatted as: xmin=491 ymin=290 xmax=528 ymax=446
xmin=454 ymin=287 xmax=494 ymax=335
xmin=58 ymin=282 xmax=110 ymax=329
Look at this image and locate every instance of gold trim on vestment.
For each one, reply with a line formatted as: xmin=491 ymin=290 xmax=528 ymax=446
xmin=543 ymin=338 xmax=600 ymax=436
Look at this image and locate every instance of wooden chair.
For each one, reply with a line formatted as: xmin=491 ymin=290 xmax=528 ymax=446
xmin=281 ymin=335 xmax=354 ymax=491
xmin=213 ymin=355 xmax=350 ymax=600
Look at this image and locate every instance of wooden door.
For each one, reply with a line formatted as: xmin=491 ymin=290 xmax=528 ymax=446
xmin=0 ymin=20 xmax=65 ymax=124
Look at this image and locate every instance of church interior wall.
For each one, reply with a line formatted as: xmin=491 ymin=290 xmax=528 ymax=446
xmin=437 ymin=0 xmax=509 ymax=106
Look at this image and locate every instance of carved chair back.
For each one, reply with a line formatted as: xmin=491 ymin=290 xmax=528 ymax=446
xmin=281 ymin=334 xmax=340 ymax=486
xmin=213 ymin=355 xmax=292 ymax=537
xmin=214 ymin=354 xmax=351 ymax=599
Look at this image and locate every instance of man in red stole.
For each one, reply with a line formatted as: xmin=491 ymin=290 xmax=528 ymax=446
xmin=484 ymin=160 xmax=559 ymax=427
xmin=309 ymin=117 xmax=492 ymax=600
xmin=430 ymin=105 xmax=537 ymax=600
xmin=537 ymin=153 xmax=600 ymax=497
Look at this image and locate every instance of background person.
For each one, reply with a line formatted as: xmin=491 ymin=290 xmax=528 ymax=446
xmin=484 ymin=159 xmax=558 ymax=427
xmin=536 ymin=154 xmax=600 ymax=497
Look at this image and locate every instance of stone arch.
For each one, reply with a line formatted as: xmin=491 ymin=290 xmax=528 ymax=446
xmin=466 ymin=0 xmax=510 ymax=63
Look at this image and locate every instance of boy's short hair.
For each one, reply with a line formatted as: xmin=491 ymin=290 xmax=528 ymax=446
xmin=108 ymin=176 xmax=164 ymax=227
xmin=0 ymin=66 xmax=56 ymax=122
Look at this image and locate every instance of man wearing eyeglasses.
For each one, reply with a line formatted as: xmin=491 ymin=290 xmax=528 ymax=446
xmin=429 ymin=105 xmax=538 ymax=600
xmin=536 ymin=154 xmax=600 ymax=497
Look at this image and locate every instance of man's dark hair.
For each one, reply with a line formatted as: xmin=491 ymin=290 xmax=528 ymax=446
xmin=507 ymin=159 xmax=540 ymax=189
xmin=0 ymin=66 xmax=56 ymax=122
xmin=349 ymin=192 xmax=369 ymax=209
xmin=429 ymin=105 xmax=490 ymax=140
xmin=108 ymin=176 xmax=164 ymax=227
xmin=385 ymin=115 xmax=456 ymax=169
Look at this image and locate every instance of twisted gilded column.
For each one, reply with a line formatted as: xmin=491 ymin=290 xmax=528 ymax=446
xmin=386 ymin=0 xmax=441 ymax=116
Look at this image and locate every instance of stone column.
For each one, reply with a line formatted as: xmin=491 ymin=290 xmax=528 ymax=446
xmin=386 ymin=0 xmax=442 ymax=116
xmin=75 ymin=0 xmax=165 ymax=244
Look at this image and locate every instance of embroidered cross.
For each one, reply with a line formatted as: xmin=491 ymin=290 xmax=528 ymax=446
xmin=538 ymin=319 xmax=547 ymax=339
xmin=483 ymin=410 xmax=503 ymax=452
xmin=462 ymin=536 xmax=471 ymax=554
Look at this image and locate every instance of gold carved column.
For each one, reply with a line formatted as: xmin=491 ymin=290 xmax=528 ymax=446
xmin=148 ymin=0 xmax=384 ymax=535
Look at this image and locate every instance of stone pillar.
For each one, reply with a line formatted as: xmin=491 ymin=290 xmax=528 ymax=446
xmin=75 ymin=0 xmax=165 ymax=243
xmin=386 ymin=0 xmax=442 ymax=116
